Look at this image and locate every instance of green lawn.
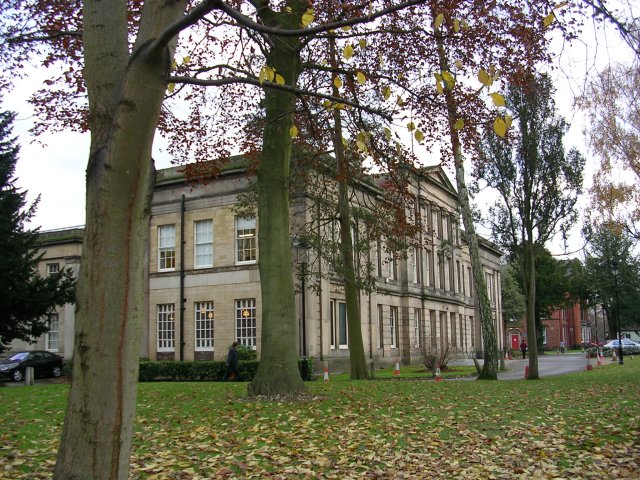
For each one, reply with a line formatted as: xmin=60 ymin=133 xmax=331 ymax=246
xmin=1 ymin=361 xmax=639 ymax=479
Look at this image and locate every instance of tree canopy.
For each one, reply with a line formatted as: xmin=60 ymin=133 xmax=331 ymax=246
xmin=0 ymin=110 xmax=76 ymax=352
xmin=477 ymin=73 xmax=585 ymax=378
xmin=583 ymin=222 xmax=640 ymax=335
xmin=577 ymin=61 xmax=640 ymax=240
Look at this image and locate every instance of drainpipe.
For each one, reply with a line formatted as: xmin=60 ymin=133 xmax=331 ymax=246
xmin=180 ymin=194 xmax=186 ymax=361
xmin=301 ymin=260 xmax=307 ymax=358
xmin=417 ymin=176 xmax=426 ymax=349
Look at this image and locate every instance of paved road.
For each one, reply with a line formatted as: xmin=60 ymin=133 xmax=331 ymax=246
xmin=496 ymin=352 xmax=596 ymax=380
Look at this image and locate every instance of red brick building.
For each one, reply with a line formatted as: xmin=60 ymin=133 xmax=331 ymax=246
xmin=507 ymin=300 xmax=591 ymax=352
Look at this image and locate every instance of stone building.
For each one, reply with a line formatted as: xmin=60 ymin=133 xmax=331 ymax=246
xmin=9 ymin=162 xmax=504 ymax=371
xmin=8 ymin=227 xmax=83 ymax=359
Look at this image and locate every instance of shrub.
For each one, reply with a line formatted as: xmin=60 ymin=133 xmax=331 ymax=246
xmin=585 ymin=347 xmax=600 ymax=358
xmin=421 ymin=338 xmax=464 ymax=372
xmin=236 ymin=344 xmax=258 ymax=361
xmin=138 ymin=358 xmax=314 ymax=382
xmin=298 ymin=357 xmax=314 ymax=381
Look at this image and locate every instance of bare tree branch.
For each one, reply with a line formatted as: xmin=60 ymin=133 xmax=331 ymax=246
xmin=170 ymin=74 xmax=394 ymax=120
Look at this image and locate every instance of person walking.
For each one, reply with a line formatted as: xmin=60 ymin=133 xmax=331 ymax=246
xmin=225 ymin=341 xmax=240 ymax=381
xmin=520 ymin=340 xmax=528 ymax=359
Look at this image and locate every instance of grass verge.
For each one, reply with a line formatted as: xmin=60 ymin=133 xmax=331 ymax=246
xmin=0 ymin=360 xmax=638 ymax=479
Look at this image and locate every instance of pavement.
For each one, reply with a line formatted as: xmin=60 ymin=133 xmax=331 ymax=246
xmin=467 ymin=352 xmax=603 ymax=380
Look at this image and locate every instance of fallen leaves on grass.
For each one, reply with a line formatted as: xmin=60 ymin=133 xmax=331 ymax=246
xmin=1 ymin=364 xmax=639 ymax=479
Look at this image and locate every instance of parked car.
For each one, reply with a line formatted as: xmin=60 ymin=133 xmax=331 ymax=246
xmin=603 ymin=338 xmax=640 ymax=352
xmin=0 ymin=351 xmax=63 ymax=382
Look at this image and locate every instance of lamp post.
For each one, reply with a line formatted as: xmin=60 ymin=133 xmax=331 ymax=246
xmin=293 ymin=236 xmax=309 ymax=358
xmin=612 ymin=262 xmax=624 ymax=365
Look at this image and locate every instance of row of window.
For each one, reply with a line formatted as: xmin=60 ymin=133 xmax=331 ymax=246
xmin=378 ymin=245 xmax=477 ymax=297
xmin=156 ymin=299 xmax=257 ymax=352
xmin=157 ymin=216 xmax=256 ymax=272
xmin=331 ymin=303 xmax=477 ymax=352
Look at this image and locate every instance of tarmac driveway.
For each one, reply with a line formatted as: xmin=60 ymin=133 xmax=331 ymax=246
xmin=497 ymin=352 xmax=599 ymax=380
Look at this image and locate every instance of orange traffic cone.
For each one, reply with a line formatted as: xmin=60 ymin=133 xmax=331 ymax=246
xmin=393 ymin=360 xmax=400 ymax=376
xmin=323 ymin=367 xmax=329 ymax=382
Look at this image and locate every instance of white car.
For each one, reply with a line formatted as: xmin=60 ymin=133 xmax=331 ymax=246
xmin=603 ymin=338 xmax=640 ymax=352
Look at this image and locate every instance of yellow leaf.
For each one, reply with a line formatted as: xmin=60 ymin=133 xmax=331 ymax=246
xmin=462 ymin=19 xmax=469 ymax=29
xmin=490 ymin=92 xmax=505 ymax=107
xmin=436 ymin=79 xmax=443 ymax=94
xmin=275 ymin=74 xmax=285 ymax=85
xmin=407 ymin=121 xmax=415 ymax=131
xmin=494 ymin=117 xmax=507 ymax=138
xmin=359 ymin=38 xmax=366 ymax=49
xmin=343 ymin=44 xmax=354 ymax=60
xmin=453 ymin=18 xmax=460 ymax=33
xmin=478 ymin=68 xmax=493 ymax=87
xmin=290 ymin=125 xmax=299 ymax=138
xmin=434 ymin=13 xmax=445 ymax=30
xmin=384 ymin=127 xmax=392 ymax=141
xmin=396 ymin=96 xmax=405 ymax=106
xmin=383 ymin=86 xmax=391 ymax=100
xmin=167 ymin=83 xmax=175 ymax=93
xmin=454 ymin=59 xmax=463 ymax=69
xmin=301 ymin=8 xmax=314 ymax=27
xmin=260 ymin=66 xmax=274 ymax=84
xmin=323 ymin=100 xmax=332 ymax=109
xmin=505 ymin=115 xmax=513 ymax=129
xmin=543 ymin=12 xmax=555 ymax=28
xmin=183 ymin=55 xmax=191 ymax=64
xmin=442 ymin=71 xmax=455 ymax=89
xmin=454 ymin=118 xmax=464 ymax=130
xmin=341 ymin=26 xmax=352 ymax=31
xmin=285 ymin=6 xmax=292 ymax=13
xmin=356 ymin=71 xmax=366 ymax=85
xmin=356 ymin=140 xmax=367 ymax=152
xmin=333 ymin=76 xmax=343 ymax=89
xmin=415 ymin=129 xmax=424 ymax=142
xmin=434 ymin=72 xmax=443 ymax=82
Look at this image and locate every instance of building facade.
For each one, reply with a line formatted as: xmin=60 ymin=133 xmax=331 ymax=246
xmin=10 ymin=163 xmax=504 ymax=371
xmin=8 ymin=227 xmax=83 ymax=359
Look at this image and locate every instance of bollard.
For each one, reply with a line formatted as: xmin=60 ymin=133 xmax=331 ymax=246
xmin=25 ymin=367 xmax=34 ymax=386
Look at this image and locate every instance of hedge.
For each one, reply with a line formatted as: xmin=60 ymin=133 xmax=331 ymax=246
xmin=138 ymin=357 xmax=314 ymax=382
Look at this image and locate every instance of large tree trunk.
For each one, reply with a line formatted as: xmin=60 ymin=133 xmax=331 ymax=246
xmin=54 ymin=1 xmax=184 ymax=478
xmin=433 ymin=22 xmax=498 ymax=379
xmin=453 ymin=156 xmax=499 ymax=380
xmin=248 ymin=13 xmax=306 ymax=396
xmin=523 ymin=241 xmax=540 ymax=379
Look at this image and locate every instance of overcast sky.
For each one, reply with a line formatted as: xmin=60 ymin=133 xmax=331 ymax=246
xmin=5 ymin=11 xmax=634 ymax=258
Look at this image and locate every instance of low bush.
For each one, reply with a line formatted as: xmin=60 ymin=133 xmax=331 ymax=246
xmin=299 ymin=357 xmax=314 ymax=381
xmin=585 ymin=347 xmax=600 ymax=358
xmin=236 ymin=344 xmax=258 ymax=361
xmin=138 ymin=358 xmax=313 ymax=382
